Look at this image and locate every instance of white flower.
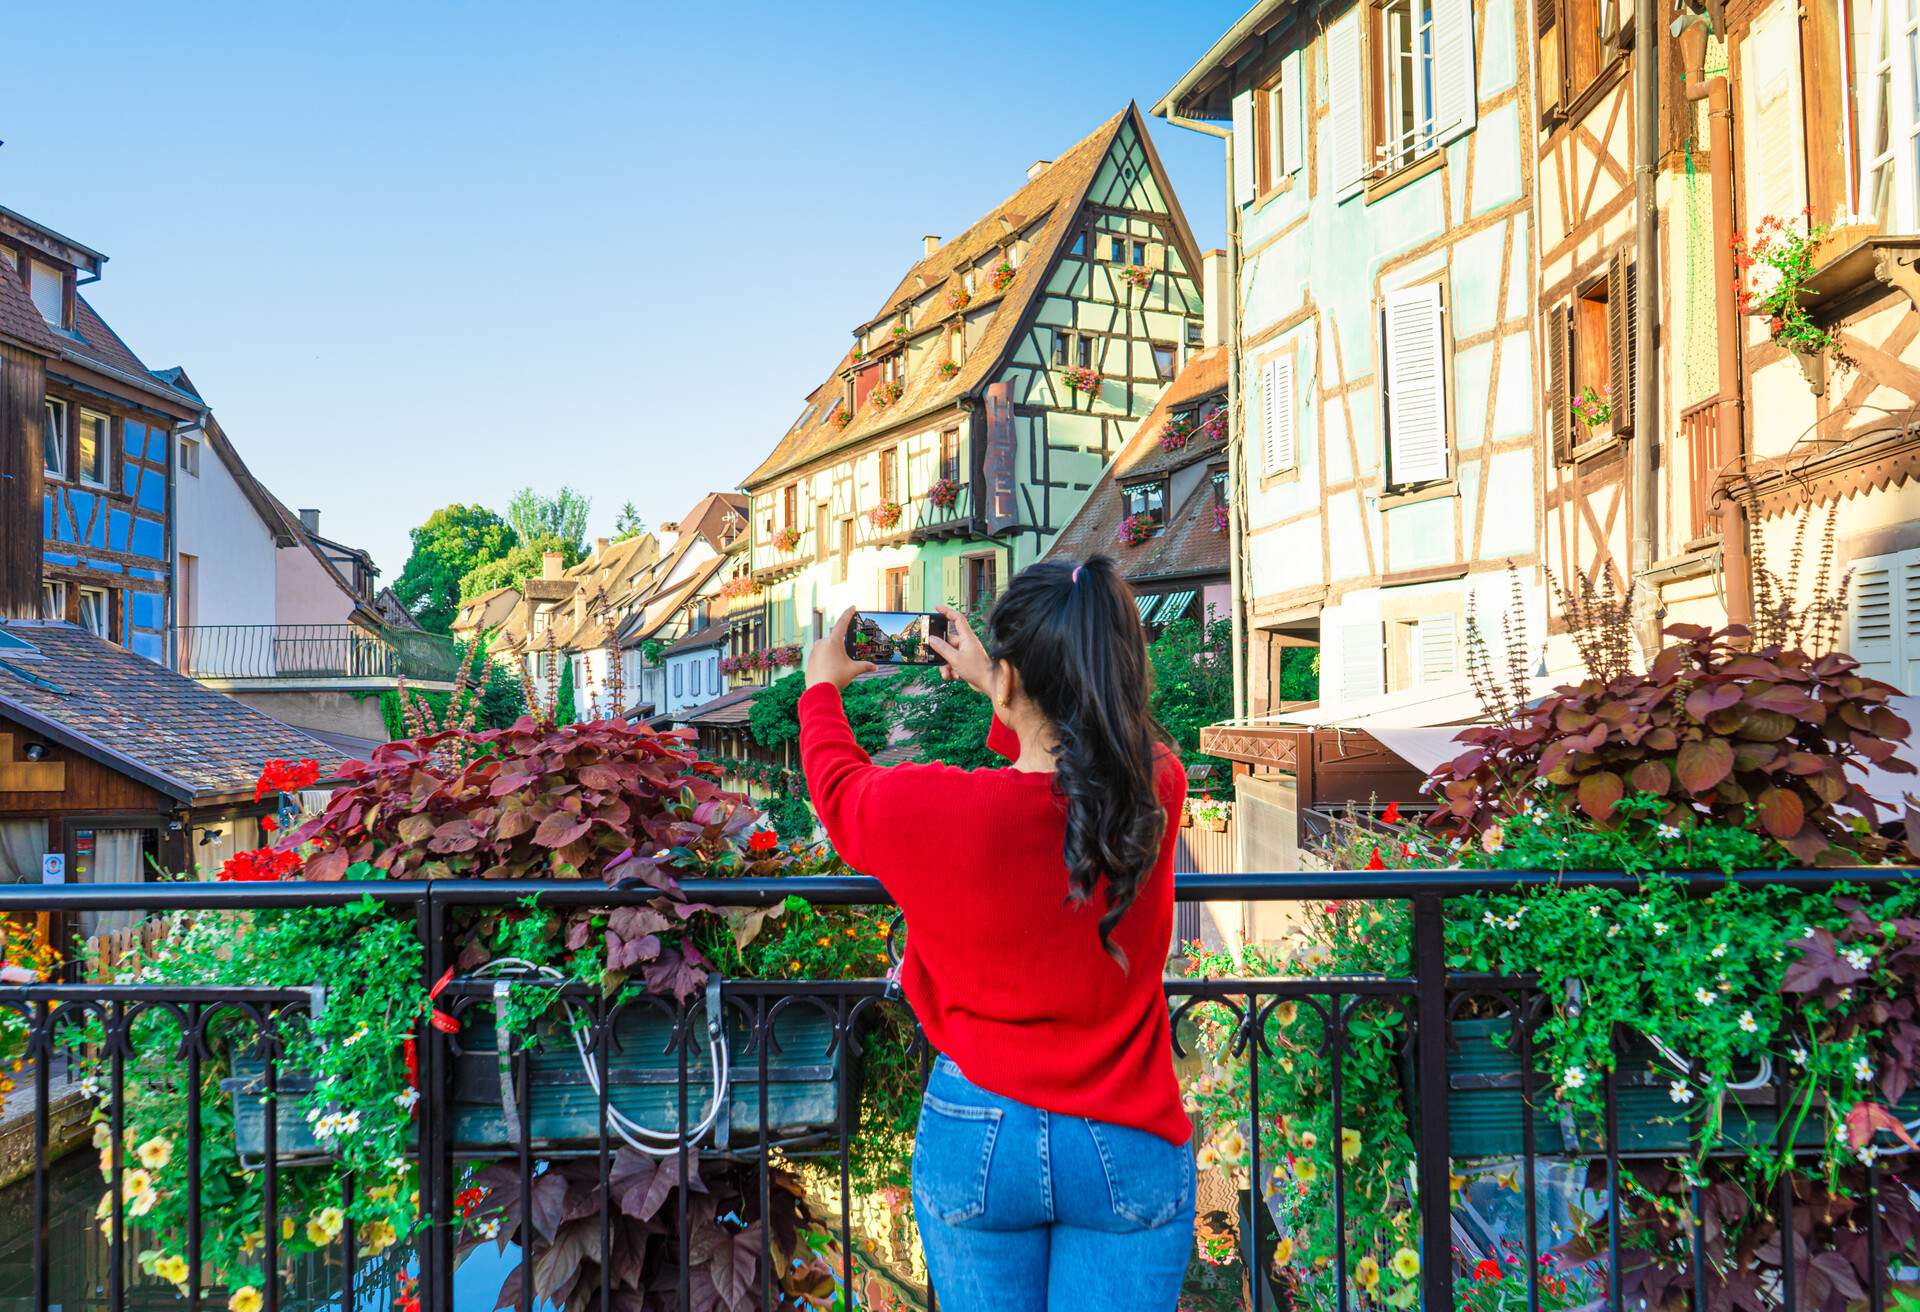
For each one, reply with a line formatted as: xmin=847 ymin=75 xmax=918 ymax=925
xmin=1563 ymin=1066 xmax=1588 ymax=1090
xmin=652 ymin=849 xmax=671 ymax=862
xmin=1843 ymin=947 xmax=1874 ymax=971
xmin=386 ymin=1156 xmax=408 ymax=1172
xmin=1657 ymin=824 xmax=1681 ymax=840
xmin=1483 ymin=911 xmax=1500 ymax=928
xmin=1746 ymin=260 xmax=1785 ymax=303
xmin=1589 ymin=906 xmax=1603 ymax=919
xmin=338 ymin=1110 xmax=361 ymax=1136
xmin=1839 ymin=987 xmax=1855 ymax=1002
xmin=1606 ymin=925 xmax=1621 ymax=939
xmin=1789 ymin=1045 xmax=1809 ymax=1067
xmin=1738 ymin=1011 xmax=1758 ymax=1033
xmin=1799 ymin=927 xmax=1818 ymax=941
xmin=1653 ymin=922 xmax=1670 ymax=938
xmin=1669 ymin=1081 xmax=1695 ymax=1105
xmin=1710 ymin=943 xmax=1728 ymax=959
xmin=1854 ymin=1056 xmax=1875 ymax=1083
xmin=394 ymin=1089 xmax=420 ymax=1112
xmin=1502 ymin=915 xmax=1523 ymax=931
xmin=1694 ymin=988 xmax=1716 ymax=1006
xmin=478 ymin=1218 xmax=501 ymax=1240
xmin=79 ymin=1078 xmax=102 ymax=1100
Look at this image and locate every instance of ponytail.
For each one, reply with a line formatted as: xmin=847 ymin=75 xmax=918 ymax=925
xmin=987 ymin=556 xmax=1166 ymax=969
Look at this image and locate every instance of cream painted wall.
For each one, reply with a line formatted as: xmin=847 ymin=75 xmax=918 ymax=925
xmin=276 ymin=541 xmax=359 ymax=627
xmin=173 ymin=430 xmax=278 ymax=629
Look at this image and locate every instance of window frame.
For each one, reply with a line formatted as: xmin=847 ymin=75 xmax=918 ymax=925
xmin=1537 ymin=0 xmax=1626 ymax=125
xmin=42 ymin=581 xmax=66 ymax=622
xmin=939 ymin=427 xmax=962 ymax=484
xmin=43 ymin=398 xmax=68 ymax=480
xmin=179 ymin=430 xmax=202 ymax=478
xmin=1152 ymin=342 xmax=1178 ymax=381
xmin=1370 ymin=0 xmax=1440 ymax=178
xmin=1847 ymin=0 xmax=1920 ymax=230
xmin=77 ymin=586 xmax=111 ymax=640
xmin=1122 ymin=478 xmax=1169 ymax=529
xmin=884 ymin=566 xmax=910 ymax=611
xmin=76 ymin=409 xmax=112 ymax=490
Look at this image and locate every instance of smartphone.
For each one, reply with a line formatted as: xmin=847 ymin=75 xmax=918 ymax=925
xmin=845 ymin=611 xmax=950 ymax=666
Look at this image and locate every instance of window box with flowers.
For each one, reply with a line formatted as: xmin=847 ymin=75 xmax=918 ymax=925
xmin=1059 ymin=365 xmax=1100 ymax=398
xmin=938 ymin=361 xmax=960 ymax=380
xmin=889 ymin=321 xmax=908 ymax=341
xmin=773 ymin=526 xmax=803 ymax=553
xmin=1571 ymin=385 xmax=1612 ymax=431
xmin=868 ymin=501 xmax=903 ymax=531
xmin=927 ymin=477 xmax=961 ymax=514
xmin=946 ymin=288 xmax=970 ymax=312
xmin=1116 ymin=513 xmax=1157 ymax=548
xmin=988 ymin=259 xmax=1015 ymax=293
xmin=718 ymin=575 xmax=759 ymax=601
xmin=1117 ymin=265 xmax=1153 ymax=293
xmin=832 ymin=409 xmax=854 ymax=432
xmin=870 ymin=380 xmax=903 ymax=410
xmin=1734 ymin=212 xmax=1852 ymax=395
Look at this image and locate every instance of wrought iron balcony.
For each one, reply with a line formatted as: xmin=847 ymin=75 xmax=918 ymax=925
xmin=174 ymin=625 xmax=462 ymax=685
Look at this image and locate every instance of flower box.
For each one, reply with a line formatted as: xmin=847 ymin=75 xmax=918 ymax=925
xmin=226 ymin=996 xmax=853 ymax=1160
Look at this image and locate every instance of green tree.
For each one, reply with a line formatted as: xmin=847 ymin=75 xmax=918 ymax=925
xmin=459 ymin=538 xmax=570 ymax=601
xmin=1278 ymin=646 xmax=1320 ymax=702
xmin=554 ymin=657 xmax=577 ymax=727
xmin=612 ymin=503 xmax=647 ymax=542
xmin=391 ymin=504 xmax=518 ymax=633
xmin=506 ymin=487 xmax=591 ymax=564
xmin=1146 ymin=616 xmax=1236 ymax=769
xmin=895 ymin=668 xmax=1000 ymax=769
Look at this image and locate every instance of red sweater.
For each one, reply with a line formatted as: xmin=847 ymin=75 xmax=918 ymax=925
xmin=798 ymin=683 xmax=1190 ymax=1144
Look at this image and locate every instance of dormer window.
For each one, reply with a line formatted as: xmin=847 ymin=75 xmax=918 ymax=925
xmin=963 ymin=270 xmax=976 ymax=295
xmin=1122 ymin=479 xmax=1167 ymax=528
xmin=28 ymin=261 xmax=67 ymax=328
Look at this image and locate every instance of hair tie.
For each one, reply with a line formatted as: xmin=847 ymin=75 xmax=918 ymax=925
xmin=1071 ymin=564 xmax=1083 ymax=584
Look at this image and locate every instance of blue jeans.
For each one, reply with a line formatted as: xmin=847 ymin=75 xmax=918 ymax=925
xmin=912 ymin=1055 xmax=1195 ymax=1312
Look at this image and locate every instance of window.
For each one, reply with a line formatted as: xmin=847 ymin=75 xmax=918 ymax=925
xmin=1212 ymin=469 xmax=1229 ymax=505
xmin=43 ymin=399 xmax=67 ymax=479
xmin=1849 ymin=547 xmax=1920 ymax=692
xmin=1536 ymin=0 xmax=1623 ymax=120
xmin=1546 ymin=252 xmax=1637 ymax=461
xmin=939 ymin=427 xmax=961 ymax=483
xmin=963 ymin=269 xmax=976 ymax=295
xmin=1381 ymin=283 xmax=1449 ymax=485
xmin=1186 ymin=319 xmax=1204 ymax=347
xmin=836 ymin=518 xmax=854 ymax=584
xmin=1070 ymin=231 xmax=1087 ymax=256
xmin=41 ymin=581 xmax=65 ymax=622
xmin=1845 ymin=0 xmax=1916 ymax=229
xmin=1152 ymin=342 xmax=1178 ymax=381
xmin=673 ymin=662 xmax=683 ymax=697
xmin=1123 ymin=479 xmax=1167 ymax=529
xmin=967 ymin=554 xmax=999 ymax=608
xmin=708 ymin=655 xmax=719 ymax=693
xmin=1325 ymin=0 xmax=1473 ymax=199
xmin=1375 ymin=0 xmax=1439 ymax=175
xmin=1390 ymin=613 xmax=1460 ymax=690
xmin=782 ymin=483 xmax=798 ymax=529
xmin=27 ymin=261 xmax=64 ymax=327
xmin=1252 ymin=51 xmax=1306 ymax=194
xmin=1052 ymin=330 xmax=1095 ymax=368
xmin=78 ymin=587 xmax=111 ymax=640
xmin=77 ymin=411 xmax=110 ymax=488
xmin=179 ymin=431 xmax=202 ymax=477
xmin=879 ymin=446 xmax=900 ymax=503
xmin=1261 ymin=353 xmax=1297 ymax=475
xmin=885 ymin=567 xmax=910 ymax=610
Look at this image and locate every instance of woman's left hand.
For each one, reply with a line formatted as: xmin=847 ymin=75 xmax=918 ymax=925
xmin=806 ymin=607 xmax=880 ymax=691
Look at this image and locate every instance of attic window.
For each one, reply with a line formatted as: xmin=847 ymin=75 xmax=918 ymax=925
xmin=1122 ymin=479 xmax=1167 ymax=528
xmin=1070 ymin=232 xmax=1088 ymax=256
xmin=963 ymin=270 xmax=976 ymax=294
xmin=28 ymin=260 xmax=65 ymax=327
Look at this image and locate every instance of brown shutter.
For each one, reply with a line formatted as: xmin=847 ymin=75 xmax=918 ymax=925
xmin=1607 ymin=251 xmax=1637 ymax=436
xmin=1548 ymin=303 xmax=1572 ymax=464
xmin=1537 ymin=0 xmax=1564 ymax=118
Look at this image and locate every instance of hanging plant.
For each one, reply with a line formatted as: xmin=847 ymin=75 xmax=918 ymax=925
xmin=927 ymin=477 xmax=960 ymax=512
xmin=1117 ymin=513 xmax=1156 ymax=547
xmin=1572 ymin=385 xmax=1614 ymax=429
xmin=989 ymin=259 xmax=1015 ymax=292
xmin=871 ymin=380 xmax=904 ymax=410
xmin=889 ymin=321 xmax=908 ymax=341
xmin=1212 ymin=504 xmax=1229 ymax=534
xmin=831 ymin=409 xmax=853 ymax=432
xmin=717 ymin=576 xmax=759 ymax=600
xmin=938 ymin=361 xmax=960 ymax=380
xmin=772 ymin=526 xmax=803 ymax=553
xmin=868 ymin=501 xmax=903 ymax=530
xmin=1117 ymin=265 xmax=1154 ymax=292
xmin=946 ymin=288 xmax=970 ymax=312
xmin=1733 ymin=213 xmax=1849 ymax=371
xmin=1060 ymin=365 xmax=1101 ymax=395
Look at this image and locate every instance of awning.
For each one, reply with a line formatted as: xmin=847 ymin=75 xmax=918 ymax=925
xmin=1135 ymin=595 xmax=1157 ymax=619
xmin=1154 ymin=590 xmax=1197 ymax=623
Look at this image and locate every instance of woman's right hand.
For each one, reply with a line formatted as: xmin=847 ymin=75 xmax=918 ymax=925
xmin=925 ymin=606 xmax=993 ymax=696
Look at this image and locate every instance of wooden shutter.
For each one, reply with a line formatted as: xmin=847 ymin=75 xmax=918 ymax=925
xmin=1329 ymin=10 xmax=1367 ymax=199
xmin=1232 ymin=90 xmax=1257 ymax=206
xmin=1905 ymin=561 xmax=1920 ymax=694
xmin=941 ymin=555 xmax=963 ymax=606
xmin=1383 ymin=284 xmax=1449 ymax=484
xmin=1340 ymin=622 xmax=1386 ymax=702
xmin=1262 ymin=353 xmax=1296 ymax=474
xmin=907 ymin=561 xmax=925 ymax=611
xmin=1548 ymin=303 xmax=1572 ymax=463
xmin=1280 ymin=49 xmax=1304 ymax=175
xmin=1851 ymin=557 xmax=1899 ymax=687
xmin=1416 ymin=613 xmax=1459 ymax=683
xmin=1535 ymin=0 xmax=1562 ymax=118
xmin=1433 ymin=0 xmax=1478 ymax=145
xmin=1607 ymin=252 xmax=1637 ymax=436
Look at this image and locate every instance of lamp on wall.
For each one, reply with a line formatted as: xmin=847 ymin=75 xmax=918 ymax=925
xmin=198 ymin=828 xmax=221 ymax=847
xmin=21 ymin=743 xmax=45 ymax=761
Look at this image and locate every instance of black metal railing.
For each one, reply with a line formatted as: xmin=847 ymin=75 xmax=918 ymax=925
xmin=175 ymin=626 xmax=461 ymax=684
xmin=1 ymin=871 xmax=1915 ymax=1312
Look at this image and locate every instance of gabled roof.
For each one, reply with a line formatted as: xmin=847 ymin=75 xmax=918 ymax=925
xmin=149 ymin=379 xmax=299 ymax=550
xmin=618 ymin=554 xmax=728 ymax=646
xmin=0 ymin=263 xmax=60 ymax=357
xmin=54 ymin=297 xmax=202 ymax=416
xmin=744 ymin=107 xmax=1182 ymax=489
xmin=452 ymin=586 xmax=522 ymax=639
xmin=1045 ymin=346 xmax=1229 ymax=581
xmin=0 ymin=621 xmax=347 ymax=803
xmin=660 ymin=623 xmax=728 ymax=657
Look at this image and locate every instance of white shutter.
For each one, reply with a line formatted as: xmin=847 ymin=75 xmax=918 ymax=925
xmin=1340 ymin=622 xmax=1385 ymax=702
xmin=1280 ymin=50 xmax=1304 ymax=175
xmin=1262 ymin=354 xmax=1296 ymax=474
xmin=1851 ymin=559 xmax=1898 ymax=686
xmin=1904 ymin=562 xmax=1920 ymax=694
xmin=1432 ymin=0 xmax=1478 ymax=145
xmin=1416 ymin=613 xmax=1459 ymax=683
xmin=1741 ymin=2 xmax=1807 ymax=224
xmin=1383 ymin=283 xmax=1450 ymax=484
xmin=1232 ymin=91 xmax=1257 ymax=206
xmin=1329 ymin=10 xmax=1367 ymax=199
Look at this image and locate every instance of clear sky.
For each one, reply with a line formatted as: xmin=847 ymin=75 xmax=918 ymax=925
xmin=5 ymin=1 xmax=1241 ymax=580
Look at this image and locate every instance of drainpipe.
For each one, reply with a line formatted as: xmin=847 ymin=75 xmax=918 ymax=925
xmin=1680 ymin=18 xmax=1751 ymax=627
xmin=1630 ymin=2 xmax=1661 ymax=653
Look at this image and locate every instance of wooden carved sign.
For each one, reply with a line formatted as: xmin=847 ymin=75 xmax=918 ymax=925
xmin=982 ymin=382 xmax=1017 ymax=533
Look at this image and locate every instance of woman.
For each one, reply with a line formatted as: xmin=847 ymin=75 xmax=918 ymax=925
xmin=798 ymin=556 xmax=1193 ymax=1312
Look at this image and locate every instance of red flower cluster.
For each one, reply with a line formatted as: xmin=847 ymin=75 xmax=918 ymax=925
xmin=455 ymin=1187 xmax=487 ymax=1216
xmin=747 ymin=829 xmax=780 ymax=854
xmin=394 ymin=1275 xmax=420 ymax=1312
xmin=719 ymin=644 xmax=804 ymax=677
xmin=254 ymin=758 xmax=319 ymax=801
xmin=217 ymin=846 xmax=302 ymax=882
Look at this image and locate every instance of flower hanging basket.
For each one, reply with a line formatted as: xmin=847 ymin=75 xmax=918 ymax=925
xmin=946 ymin=288 xmax=970 ymax=312
xmin=773 ymin=527 xmax=803 ymax=553
xmin=938 ymin=361 xmax=960 ymax=380
xmin=927 ymin=477 xmax=960 ymax=512
xmin=868 ymin=501 xmax=903 ymax=531
xmin=989 ymin=260 xmax=1015 ymax=293
xmin=831 ymin=410 xmax=853 ymax=432
xmin=1060 ymin=366 xmax=1101 ymax=396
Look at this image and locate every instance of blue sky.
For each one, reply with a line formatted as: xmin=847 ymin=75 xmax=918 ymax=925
xmin=5 ymin=2 xmax=1239 ymax=579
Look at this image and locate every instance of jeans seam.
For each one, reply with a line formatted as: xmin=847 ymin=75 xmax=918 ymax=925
xmin=1039 ymin=1110 xmax=1054 ymax=1223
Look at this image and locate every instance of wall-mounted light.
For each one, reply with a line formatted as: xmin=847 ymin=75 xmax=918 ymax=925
xmin=22 ymin=743 xmax=45 ymax=761
xmin=198 ymin=829 xmax=221 ymax=847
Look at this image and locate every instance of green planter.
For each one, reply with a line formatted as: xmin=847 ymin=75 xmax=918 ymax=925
xmin=225 ymin=992 xmax=852 ymax=1162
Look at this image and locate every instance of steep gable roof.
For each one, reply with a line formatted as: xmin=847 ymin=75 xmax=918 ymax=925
xmin=0 ymin=263 xmax=60 ymax=357
xmin=744 ymin=106 xmax=1186 ymax=489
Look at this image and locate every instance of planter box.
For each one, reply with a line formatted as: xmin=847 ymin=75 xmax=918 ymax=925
xmin=227 ymin=999 xmax=851 ymax=1162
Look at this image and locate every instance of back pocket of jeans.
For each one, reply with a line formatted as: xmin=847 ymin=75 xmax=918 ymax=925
xmin=912 ymin=1094 xmax=1002 ymax=1224
xmin=1086 ymin=1121 xmax=1194 ymax=1228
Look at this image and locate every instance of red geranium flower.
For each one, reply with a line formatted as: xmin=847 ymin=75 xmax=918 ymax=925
xmin=1364 ymin=848 xmax=1387 ymax=872
xmin=217 ymin=847 xmax=302 ymax=882
xmin=1381 ymin=801 xmax=1401 ymax=824
xmin=1475 ymin=1258 xmax=1503 ymax=1282
xmin=455 ymin=1187 xmax=486 ymax=1216
xmin=254 ymin=758 xmax=320 ymax=801
xmin=748 ymin=829 xmax=780 ymax=854
xmin=260 ymin=815 xmax=277 ymax=833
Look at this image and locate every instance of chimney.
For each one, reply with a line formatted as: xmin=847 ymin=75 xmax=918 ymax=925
xmin=575 ymin=590 xmax=588 ymax=629
xmin=1026 ymin=159 xmax=1052 ymax=182
xmin=542 ymin=550 xmax=564 ymax=581
xmin=594 ymin=536 xmax=610 ymax=559
xmin=1200 ymin=249 xmax=1229 ymax=349
xmin=298 ymin=508 xmax=320 ymax=535
xmin=922 ymin=234 xmax=940 ymax=256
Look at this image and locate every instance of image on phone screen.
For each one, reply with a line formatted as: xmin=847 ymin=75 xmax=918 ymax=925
xmin=846 ymin=611 xmax=950 ymax=666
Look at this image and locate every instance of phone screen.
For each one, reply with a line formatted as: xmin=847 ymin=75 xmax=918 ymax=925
xmin=846 ymin=612 xmax=950 ymax=666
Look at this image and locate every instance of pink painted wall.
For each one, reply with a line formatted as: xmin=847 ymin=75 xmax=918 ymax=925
xmin=276 ymin=544 xmax=359 ymax=626
xmin=1202 ymin=582 xmax=1230 ymax=625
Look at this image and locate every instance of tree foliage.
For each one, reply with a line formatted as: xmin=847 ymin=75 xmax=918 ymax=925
xmin=391 ymin=504 xmax=517 ymax=633
xmin=506 ymin=486 xmax=591 ymax=562
xmin=1146 ymin=616 xmax=1234 ymax=768
xmin=612 ymin=502 xmax=647 ymax=542
xmin=457 ymin=539 xmax=562 ymax=601
xmin=554 ymin=655 xmax=577 ymax=727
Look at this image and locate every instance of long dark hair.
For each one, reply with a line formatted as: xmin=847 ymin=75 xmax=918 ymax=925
xmin=987 ymin=555 xmax=1167 ymax=968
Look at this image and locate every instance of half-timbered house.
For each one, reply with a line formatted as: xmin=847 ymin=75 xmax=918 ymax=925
xmin=740 ymin=106 xmax=1206 ymax=638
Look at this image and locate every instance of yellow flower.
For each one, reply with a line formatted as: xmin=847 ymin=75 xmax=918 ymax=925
xmin=121 ymin=1169 xmax=152 ymax=1200
xmin=281 ymin=1217 xmax=295 ymax=1240
xmin=1295 ymin=1158 xmax=1318 ymax=1184
xmin=361 ymin=1219 xmax=398 ymax=1255
xmin=1274 ymin=1002 xmax=1298 ymax=1026
xmin=1391 ymin=1247 xmax=1420 ymax=1280
xmin=1195 ymin=1144 xmax=1221 ymax=1171
xmin=153 ymin=1255 xmax=189 ymax=1285
xmin=368 ymin=1181 xmax=400 ymax=1204
xmin=230 ymin=1287 xmax=264 ymax=1312
xmin=1355 ymin=1256 xmax=1381 ymax=1292
xmin=1274 ymin=1236 xmax=1295 ymax=1267
xmin=1222 ymin=1129 xmax=1248 ymax=1165
xmin=306 ymin=1220 xmax=333 ymax=1247
xmin=1342 ymin=1128 xmax=1362 ymax=1163
xmin=137 ymin=1137 xmax=173 ymax=1171
xmin=315 ymin=1206 xmax=345 ymax=1238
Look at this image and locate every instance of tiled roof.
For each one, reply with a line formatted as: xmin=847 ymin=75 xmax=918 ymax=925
xmin=0 ymin=621 xmax=349 ymax=803
xmin=0 ymin=264 xmax=60 ymax=356
xmin=742 ymin=109 xmax=1139 ymax=488
xmin=675 ymin=684 xmax=765 ymax=727
xmin=660 ymin=624 xmax=727 ymax=657
xmin=1046 ymin=346 xmax=1229 ymax=581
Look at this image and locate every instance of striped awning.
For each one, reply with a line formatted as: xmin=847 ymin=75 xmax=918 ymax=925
xmin=1154 ymin=590 xmax=1197 ymax=623
xmin=1136 ymin=595 xmax=1158 ymax=619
